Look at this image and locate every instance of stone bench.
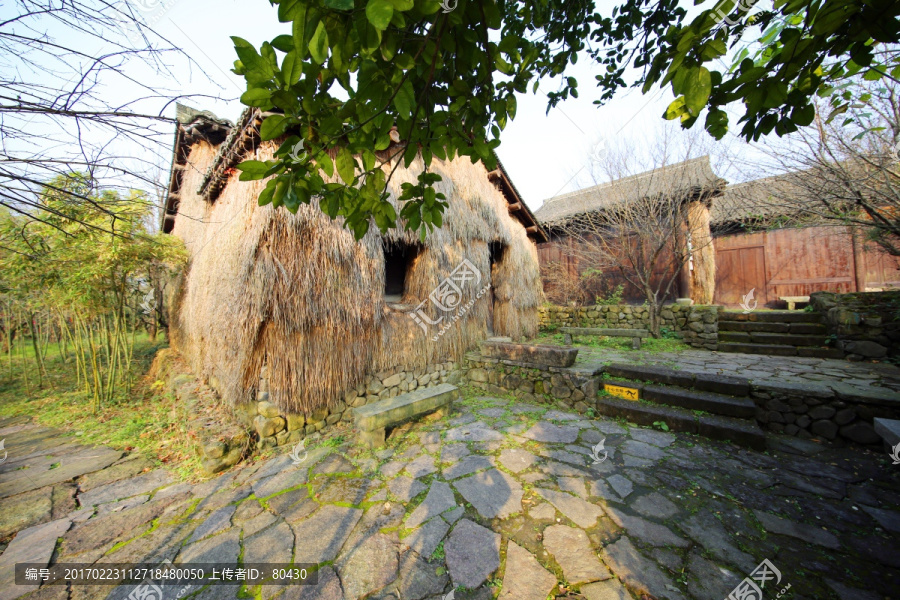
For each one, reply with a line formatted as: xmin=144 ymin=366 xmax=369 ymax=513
xmin=353 ymin=383 xmax=460 ymax=448
xmin=779 ymin=295 xmax=810 ymax=310
xmin=479 ymin=340 xmax=578 ymax=367
xmin=874 ymin=417 xmax=900 ymax=448
xmin=560 ymin=327 xmax=650 ymax=350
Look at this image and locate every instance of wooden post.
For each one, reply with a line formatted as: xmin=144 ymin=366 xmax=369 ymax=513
xmin=687 ymin=201 xmax=716 ymax=304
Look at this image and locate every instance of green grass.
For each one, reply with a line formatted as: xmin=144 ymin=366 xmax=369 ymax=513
xmin=0 ymin=333 xmax=207 ymax=480
xmin=532 ymin=331 xmax=690 ymax=353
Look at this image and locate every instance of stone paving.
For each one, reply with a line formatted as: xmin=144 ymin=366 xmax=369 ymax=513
xmin=570 ymin=346 xmax=900 ymax=398
xmin=1 ymin=391 xmax=899 ymax=600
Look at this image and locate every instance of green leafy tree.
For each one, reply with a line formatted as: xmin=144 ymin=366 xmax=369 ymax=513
xmin=233 ymin=0 xmax=594 ymax=239
xmin=640 ymin=0 xmax=900 ymax=140
xmin=234 ymin=0 xmax=900 ymax=237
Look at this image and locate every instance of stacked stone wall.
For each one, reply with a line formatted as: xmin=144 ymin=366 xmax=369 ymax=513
xmin=243 ymin=360 xmax=460 ymax=451
xmin=810 ymin=290 xmax=900 ymax=359
xmin=154 ymin=349 xmax=459 ymax=473
xmin=463 ymin=354 xmax=599 ymax=414
xmin=750 ymin=383 xmax=898 ymax=445
xmin=538 ymin=304 xmax=719 ymax=350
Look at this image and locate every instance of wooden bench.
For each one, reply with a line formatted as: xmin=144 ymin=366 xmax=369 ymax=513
xmin=779 ymin=295 xmax=810 ymax=310
xmin=560 ymin=327 xmax=650 ymax=350
xmin=353 ymin=383 xmax=460 ymax=448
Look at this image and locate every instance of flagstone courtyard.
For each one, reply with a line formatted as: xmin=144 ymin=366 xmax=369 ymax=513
xmin=1 ymin=384 xmax=898 ymax=600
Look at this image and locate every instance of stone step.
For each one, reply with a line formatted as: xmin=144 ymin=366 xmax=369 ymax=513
xmin=718 ymin=342 xmax=802 ymax=356
xmin=718 ymin=331 xmax=831 ymax=347
xmin=797 ymin=347 xmax=845 ymax=359
xmin=595 ymin=397 xmax=766 ymax=450
xmin=718 ymin=320 xmax=827 ymax=334
xmin=719 ymin=310 xmax=822 ymax=324
xmin=641 ymin=384 xmax=757 ymax=419
xmin=789 ymin=322 xmax=830 ymax=335
xmin=718 ymin=343 xmax=844 ymax=359
xmin=603 ymin=363 xmax=750 ymax=396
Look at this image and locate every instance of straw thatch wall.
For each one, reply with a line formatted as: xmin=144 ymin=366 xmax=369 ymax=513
xmin=170 ymin=140 xmax=541 ymax=415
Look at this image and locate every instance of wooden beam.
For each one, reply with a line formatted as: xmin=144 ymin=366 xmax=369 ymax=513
xmin=487 ymin=169 xmax=501 ymax=180
xmin=507 ymin=202 xmax=522 ymax=212
xmin=526 ymin=226 xmax=539 ymax=234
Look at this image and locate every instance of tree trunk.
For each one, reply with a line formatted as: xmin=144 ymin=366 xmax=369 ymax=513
xmin=687 ymin=201 xmax=716 ymax=304
xmin=28 ymin=314 xmax=44 ymax=388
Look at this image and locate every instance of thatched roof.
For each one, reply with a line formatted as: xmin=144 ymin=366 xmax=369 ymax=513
xmin=534 ymin=156 xmax=727 ymax=227
xmin=711 ymin=175 xmax=797 ymax=226
xmin=164 ymin=105 xmax=546 ymax=242
xmin=487 ymin=157 xmax=548 ymax=242
xmin=710 ymin=171 xmax=835 ymax=230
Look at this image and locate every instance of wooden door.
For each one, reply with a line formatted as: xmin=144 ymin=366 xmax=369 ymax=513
xmin=715 ymin=246 xmax=767 ymax=307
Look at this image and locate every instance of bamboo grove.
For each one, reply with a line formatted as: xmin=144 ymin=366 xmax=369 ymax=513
xmin=0 ymin=175 xmax=186 ymax=410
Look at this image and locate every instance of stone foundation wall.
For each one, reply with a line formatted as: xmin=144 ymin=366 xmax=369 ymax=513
xmin=681 ymin=306 xmax=719 ymax=350
xmin=463 ymin=354 xmax=600 ymax=413
xmin=153 ymin=348 xmax=460 ymax=473
xmin=750 ymin=383 xmax=898 ymax=446
xmin=242 ymin=360 xmax=461 ymax=451
xmin=538 ymin=304 xmax=719 ymax=350
xmin=150 ymin=349 xmax=249 ymax=475
xmin=810 ymin=290 xmax=900 ymax=359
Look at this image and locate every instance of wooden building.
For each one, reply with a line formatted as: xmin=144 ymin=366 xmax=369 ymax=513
xmin=535 ymin=159 xmax=900 ymax=308
xmin=711 ymin=177 xmax=900 ymax=307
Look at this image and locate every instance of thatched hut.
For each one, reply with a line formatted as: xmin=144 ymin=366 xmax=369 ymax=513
xmin=162 ymin=105 xmax=545 ymax=421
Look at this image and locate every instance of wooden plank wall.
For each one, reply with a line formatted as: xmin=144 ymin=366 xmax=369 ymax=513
xmin=537 ymin=237 xmax=683 ymax=304
xmin=538 ymin=227 xmax=900 ymax=308
xmin=713 ymin=226 xmax=900 ymax=307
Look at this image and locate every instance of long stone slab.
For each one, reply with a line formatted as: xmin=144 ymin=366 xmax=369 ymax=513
xmin=560 ymin=327 xmax=649 ymax=338
xmin=0 ymin=517 xmax=72 ymax=600
xmin=692 ymin=373 xmax=751 ymax=396
xmin=697 ymin=415 xmax=766 ymax=451
xmin=604 ymin=364 xmax=694 ymax=388
xmin=479 ymin=341 xmax=578 ymax=367
xmin=353 ymin=384 xmax=459 ymax=432
xmin=0 ymin=446 xmax=122 ymax=499
xmin=641 ymin=385 xmax=756 ymax=419
xmin=874 ymin=418 xmax=900 ymax=447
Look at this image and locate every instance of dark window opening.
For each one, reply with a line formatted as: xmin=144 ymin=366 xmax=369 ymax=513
xmin=489 ymin=241 xmax=506 ymax=269
xmin=384 ymin=242 xmax=419 ymax=302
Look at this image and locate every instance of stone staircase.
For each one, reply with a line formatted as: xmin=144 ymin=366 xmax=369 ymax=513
xmin=717 ymin=310 xmax=843 ymax=358
xmin=594 ymin=363 xmax=766 ymax=450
